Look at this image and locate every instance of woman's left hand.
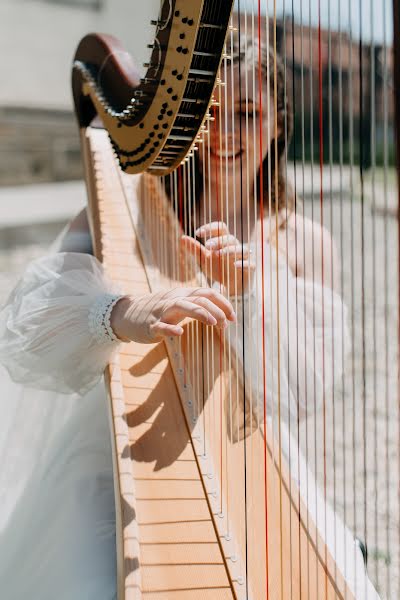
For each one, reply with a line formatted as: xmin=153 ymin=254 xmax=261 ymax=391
xmin=181 ymin=221 xmax=255 ymax=296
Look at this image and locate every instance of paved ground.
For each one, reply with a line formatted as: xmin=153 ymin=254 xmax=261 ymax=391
xmin=298 ymin=168 xmax=399 ymax=600
xmin=0 ymin=181 xmax=85 ymax=302
xmin=0 ymin=174 xmax=398 ymax=599
xmin=0 ymin=180 xmax=85 ymax=228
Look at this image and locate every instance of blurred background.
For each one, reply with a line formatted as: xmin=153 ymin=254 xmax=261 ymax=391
xmin=0 ymin=0 xmax=156 ymax=302
xmin=0 ymin=0 xmax=398 ymax=598
xmin=0 ymin=0 xmax=395 ymax=298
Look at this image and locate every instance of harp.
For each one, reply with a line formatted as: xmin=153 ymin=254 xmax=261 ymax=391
xmin=73 ymin=1 xmax=399 ymax=599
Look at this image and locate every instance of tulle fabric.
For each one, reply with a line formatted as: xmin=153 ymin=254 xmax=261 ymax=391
xmin=0 ymin=252 xmax=121 ymax=396
xmin=0 ymin=249 xmax=120 ymax=599
xmin=0 ymin=375 xmax=117 ymax=600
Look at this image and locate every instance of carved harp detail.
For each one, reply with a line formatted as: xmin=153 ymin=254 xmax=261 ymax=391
xmin=74 ymin=2 xmax=399 ymax=600
xmin=73 ymin=1 xmax=233 ymax=175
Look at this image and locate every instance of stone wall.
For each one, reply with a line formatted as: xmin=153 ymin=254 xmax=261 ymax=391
xmin=0 ymin=107 xmax=82 ymax=185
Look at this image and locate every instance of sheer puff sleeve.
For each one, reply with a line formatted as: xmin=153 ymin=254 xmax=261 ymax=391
xmin=0 ymin=253 xmax=124 ymax=396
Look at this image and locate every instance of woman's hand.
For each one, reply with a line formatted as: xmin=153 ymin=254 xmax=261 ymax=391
xmin=111 ymin=287 xmax=236 ymax=344
xmin=181 ymin=221 xmax=255 ymax=297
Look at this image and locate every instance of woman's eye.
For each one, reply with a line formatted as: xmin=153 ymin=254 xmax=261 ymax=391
xmin=239 ymin=109 xmax=258 ymax=118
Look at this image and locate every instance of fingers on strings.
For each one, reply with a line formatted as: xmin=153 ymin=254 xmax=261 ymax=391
xmin=152 ymin=289 xmax=236 ymax=339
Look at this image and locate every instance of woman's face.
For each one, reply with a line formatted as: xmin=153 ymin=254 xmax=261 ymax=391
xmin=199 ymin=61 xmax=277 ymax=208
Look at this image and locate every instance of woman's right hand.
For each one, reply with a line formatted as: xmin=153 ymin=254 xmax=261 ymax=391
xmin=110 ymin=287 xmax=236 ymax=344
xmin=181 ymin=221 xmax=256 ymax=296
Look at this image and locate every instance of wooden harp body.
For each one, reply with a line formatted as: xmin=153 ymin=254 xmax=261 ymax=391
xmin=73 ymin=2 xmax=399 ymax=599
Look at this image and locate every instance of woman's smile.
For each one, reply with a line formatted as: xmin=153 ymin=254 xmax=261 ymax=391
xmin=209 ymin=147 xmax=244 ymax=162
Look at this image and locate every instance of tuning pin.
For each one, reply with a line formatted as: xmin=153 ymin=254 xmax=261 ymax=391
xmin=229 ymin=25 xmax=238 ymax=32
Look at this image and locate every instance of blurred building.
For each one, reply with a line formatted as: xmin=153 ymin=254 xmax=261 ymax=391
xmin=277 ymin=18 xmax=395 ymax=167
xmin=0 ymin=0 xmax=156 ymax=185
xmin=0 ymin=4 xmax=395 ymax=186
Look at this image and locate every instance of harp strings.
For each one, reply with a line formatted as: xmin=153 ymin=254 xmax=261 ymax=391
xmin=129 ymin=3 xmax=399 ymax=597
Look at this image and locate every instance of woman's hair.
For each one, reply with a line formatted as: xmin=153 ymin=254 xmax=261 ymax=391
xmin=234 ymin=36 xmax=294 ymax=214
xmin=165 ymin=34 xmax=293 ymax=229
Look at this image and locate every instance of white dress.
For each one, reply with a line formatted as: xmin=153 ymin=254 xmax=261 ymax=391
xmin=0 ymin=227 xmax=121 ymax=600
xmin=0 ymin=222 xmax=380 ymax=599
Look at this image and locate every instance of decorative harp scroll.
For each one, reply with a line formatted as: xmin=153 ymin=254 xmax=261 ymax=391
xmin=73 ymin=2 xmax=399 ymax=600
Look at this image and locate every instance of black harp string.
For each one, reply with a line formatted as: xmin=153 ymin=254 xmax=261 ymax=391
xmin=229 ymin=23 xmax=241 ymax=467
xmin=216 ymin=65 xmax=226 ymax=521
xmin=248 ymin=3 xmax=255 ymax=445
xmin=201 ymin=108 xmax=209 ymax=458
xmin=317 ymin=2 xmax=329 ymax=596
xmin=327 ymin=0 xmax=339 ymax=594
xmin=369 ymin=0 xmax=379 ymax=588
xmin=284 ymin=0 xmax=295 ymax=595
xmin=358 ymin=1 xmax=368 ymax=589
xmin=270 ymin=2 xmax=285 ymax=596
xmin=337 ymin=0 xmax=349 ymax=591
xmin=258 ymin=3 xmax=271 ymax=595
xmin=307 ymin=1 xmax=319 ymax=597
xmin=382 ymin=0 xmax=391 ymax=594
xmin=347 ymin=0 xmax=358 ymax=586
xmin=243 ymin=0 xmax=253 ymax=457
xmin=266 ymin=1 xmax=276 ymax=479
xmin=236 ymin=4 xmax=250 ymax=594
xmin=289 ymin=0 xmax=301 ymax=595
xmin=187 ymin=157 xmax=194 ymax=430
xmin=266 ymin=0 xmax=276 ymax=497
xmin=243 ymin=1 xmax=254 ymax=558
xmin=395 ymin=0 xmax=400 ymax=596
xmin=300 ymin=0 xmax=312 ymax=593
xmin=191 ymin=151 xmax=202 ymax=466
xmin=207 ymin=104 xmax=213 ymax=471
xmin=222 ymin=38 xmax=234 ymax=541
xmin=264 ymin=0 xmax=273 ymax=586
